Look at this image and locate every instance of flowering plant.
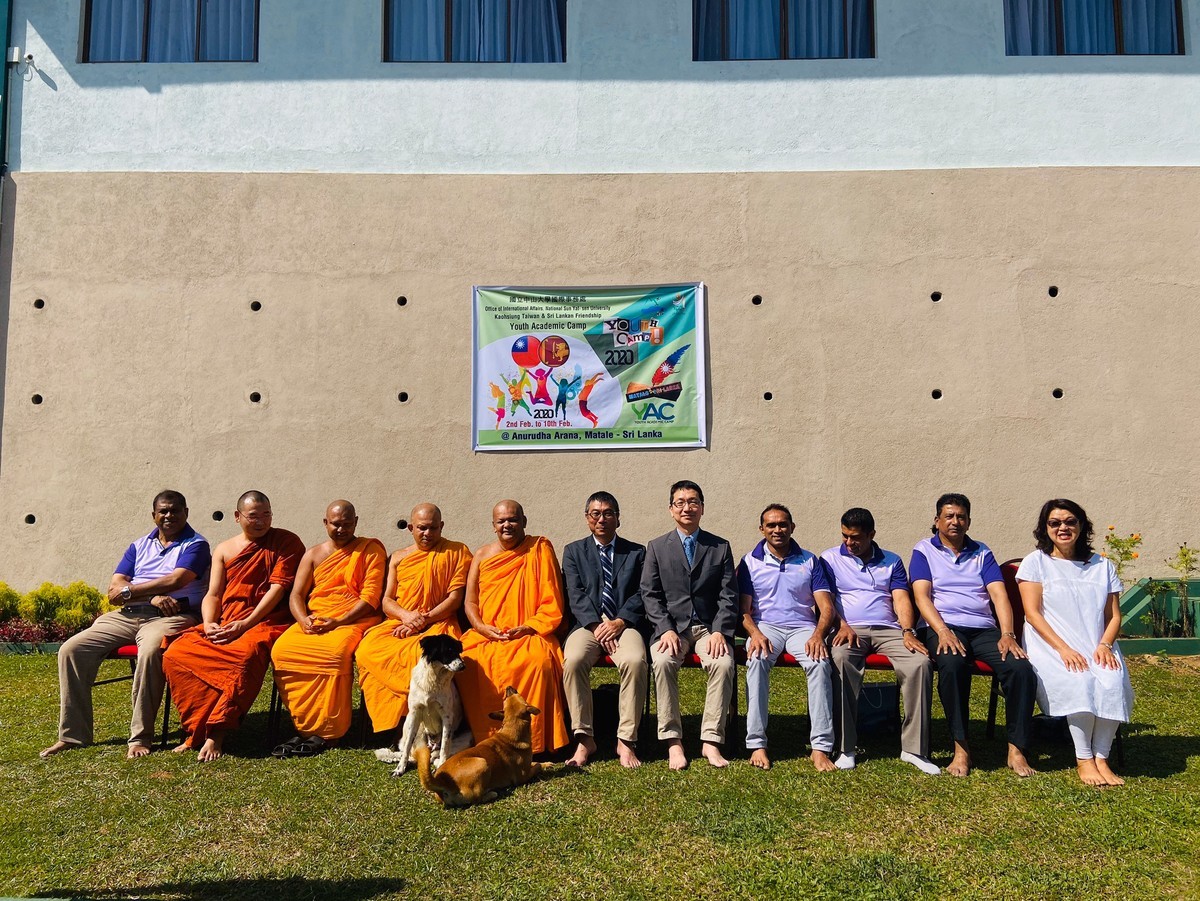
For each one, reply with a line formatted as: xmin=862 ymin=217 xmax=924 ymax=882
xmin=1102 ymin=526 xmax=1142 ymax=587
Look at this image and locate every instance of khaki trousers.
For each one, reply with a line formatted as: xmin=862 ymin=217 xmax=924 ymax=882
xmin=651 ymin=623 xmax=735 ymax=744
xmin=831 ymin=625 xmax=932 ymax=758
xmin=562 ymin=626 xmax=648 ymax=743
xmin=56 ymin=608 xmax=199 ymax=747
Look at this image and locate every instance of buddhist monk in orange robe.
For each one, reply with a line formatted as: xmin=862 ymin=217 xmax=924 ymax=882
xmin=457 ymin=500 xmax=569 ymax=755
xmin=355 ymin=503 xmax=472 ymax=736
xmin=162 ymin=491 xmax=305 ymax=761
xmin=270 ymin=500 xmax=386 ymax=754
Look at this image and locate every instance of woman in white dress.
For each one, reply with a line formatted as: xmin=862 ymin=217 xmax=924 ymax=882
xmin=1016 ymin=498 xmax=1133 ymax=787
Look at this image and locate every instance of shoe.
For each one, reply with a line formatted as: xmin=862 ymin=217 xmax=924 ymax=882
xmin=293 ymin=735 xmax=330 ymax=757
xmin=900 ymin=752 xmax=941 ymax=776
xmin=271 ymin=735 xmax=305 ymax=759
xmin=834 ymin=753 xmax=856 ymax=770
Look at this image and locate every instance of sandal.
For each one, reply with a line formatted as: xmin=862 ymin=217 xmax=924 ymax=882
xmin=293 ymin=736 xmax=329 ymax=757
xmin=271 ymin=735 xmax=305 ymax=759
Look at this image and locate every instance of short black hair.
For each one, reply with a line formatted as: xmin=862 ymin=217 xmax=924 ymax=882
xmin=585 ymin=491 xmax=620 ymax=516
xmin=1033 ymin=498 xmax=1095 ymax=562
xmin=238 ymin=490 xmax=271 ymax=510
xmin=840 ymin=508 xmax=875 ymax=532
xmin=760 ymin=504 xmax=792 ymax=526
xmin=669 ymin=480 xmax=704 ymax=505
xmin=153 ymin=490 xmax=187 ymax=509
xmin=936 ymin=493 xmax=971 ymax=518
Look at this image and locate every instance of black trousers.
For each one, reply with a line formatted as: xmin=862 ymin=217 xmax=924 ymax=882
xmin=921 ymin=625 xmax=1036 ymax=750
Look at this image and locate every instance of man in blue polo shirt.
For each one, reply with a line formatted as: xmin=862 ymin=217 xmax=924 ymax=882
xmin=740 ymin=504 xmax=836 ymax=772
xmin=910 ymin=492 xmax=1037 ymax=777
xmin=40 ymin=490 xmax=210 ymax=759
xmin=823 ymin=507 xmax=939 ymax=775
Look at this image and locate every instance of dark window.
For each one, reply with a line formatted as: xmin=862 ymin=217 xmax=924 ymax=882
xmin=1004 ymin=0 xmax=1183 ymax=55
xmin=694 ymin=0 xmax=874 ymax=60
xmin=385 ymin=0 xmax=567 ymax=62
xmin=84 ymin=0 xmax=259 ymax=62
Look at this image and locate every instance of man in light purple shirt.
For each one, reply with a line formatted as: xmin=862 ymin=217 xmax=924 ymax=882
xmin=823 ymin=507 xmax=939 ymax=775
xmin=910 ymin=492 xmax=1037 ymax=778
xmin=739 ymin=504 xmax=836 ymax=772
xmin=40 ymin=490 xmax=210 ymax=759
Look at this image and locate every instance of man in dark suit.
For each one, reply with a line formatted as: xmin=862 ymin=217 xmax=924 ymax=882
xmin=561 ymin=491 xmax=648 ymax=768
xmin=641 ymin=480 xmax=739 ymax=770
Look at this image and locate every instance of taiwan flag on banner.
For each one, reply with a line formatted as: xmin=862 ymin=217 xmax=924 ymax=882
xmin=511 ymin=336 xmax=542 ymax=368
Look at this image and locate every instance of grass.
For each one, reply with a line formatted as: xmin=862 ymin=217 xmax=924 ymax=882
xmin=2 ymin=654 xmax=1199 ymax=900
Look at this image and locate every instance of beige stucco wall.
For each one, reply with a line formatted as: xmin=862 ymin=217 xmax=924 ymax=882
xmin=1 ymin=168 xmax=1196 ymax=590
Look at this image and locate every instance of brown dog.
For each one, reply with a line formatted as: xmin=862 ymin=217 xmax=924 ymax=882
xmin=415 ymin=686 xmax=546 ymax=807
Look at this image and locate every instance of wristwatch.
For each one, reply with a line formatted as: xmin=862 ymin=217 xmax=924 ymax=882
xmin=120 ymin=585 xmax=133 ymax=603
xmin=901 ymin=628 xmax=917 ymax=637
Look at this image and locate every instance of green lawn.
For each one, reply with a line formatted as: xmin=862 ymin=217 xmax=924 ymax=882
xmin=2 ymin=653 xmax=1198 ymax=900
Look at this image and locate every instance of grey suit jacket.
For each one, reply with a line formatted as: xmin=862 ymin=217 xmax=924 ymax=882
xmin=561 ymin=534 xmax=646 ymax=635
xmin=640 ymin=528 xmax=739 ymax=640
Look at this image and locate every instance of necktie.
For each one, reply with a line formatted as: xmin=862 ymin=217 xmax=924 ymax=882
xmin=599 ymin=544 xmax=617 ymax=620
xmin=683 ymin=534 xmax=696 ymax=568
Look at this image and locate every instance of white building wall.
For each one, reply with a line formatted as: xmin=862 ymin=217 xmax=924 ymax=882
xmin=7 ymin=0 xmax=1200 ymax=174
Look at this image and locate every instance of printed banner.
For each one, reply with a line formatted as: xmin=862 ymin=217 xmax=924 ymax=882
xmin=472 ymin=284 xmax=708 ymax=451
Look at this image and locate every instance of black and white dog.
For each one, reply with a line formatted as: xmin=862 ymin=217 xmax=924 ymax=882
xmin=375 ymin=634 xmax=471 ymax=777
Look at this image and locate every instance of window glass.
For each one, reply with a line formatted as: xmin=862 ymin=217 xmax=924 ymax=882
xmin=1004 ymin=0 xmax=1183 ymax=55
xmin=386 ymin=0 xmax=565 ymax=62
xmin=694 ymin=0 xmax=874 ymax=61
xmin=85 ymin=0 xmax=257 ymax=62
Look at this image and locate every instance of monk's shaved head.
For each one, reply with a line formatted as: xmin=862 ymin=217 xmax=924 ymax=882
xmin=493 ymin=499 xmax=524 ymax=519
xmin=238 ymin=490 xmax=270 ymax=510
xmin=491 ymin=500 xmax=527 ymax=549
xmin=410 ymin=502 xmax=442 ymax=523
xmin=327 ymin=499 xmax=356 ymax=518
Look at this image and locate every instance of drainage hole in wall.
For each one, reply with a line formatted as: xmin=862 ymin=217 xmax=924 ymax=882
xmin=249 ymin=392 xmax=262 ymax=403
xmin=1052 ymin=388 xmax=1064 ymax=399
xmin=763 ymin=392 xmax=773 ymax=401
xmin=33 ymin=298 xmax=45 ymax=309
xmin=397 ymin=296 xmax=408 ymax=307
xmin=751 ymin=295 xmax=763 ymax=306
xmin=931 ymin=292 xmax=942 ymax=303
xmin=24 ymin=514 xmax=36 ymax=524
xmin=931 ymin=389 xmax=943 ymax=400
xmin=397 ymin=519 xmax=409 ymax=530
xmin=1048 ymin=286 xmax=1059 ymax=298
xmin=212 ymin=511 xmax=225 ymax=522
xmin=398 ymin=391 xmax=410 ymax=403
xmin=250 ymin=301 xmax=262 ymax=311
xmin=31 ymin=394 xmax=43 ymax=405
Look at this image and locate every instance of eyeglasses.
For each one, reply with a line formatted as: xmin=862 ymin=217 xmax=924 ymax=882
xmin=586 ymin=510 xmax=618 ymax=521
xmin=670 ymin=499 xmax=703 ymax=509
xmin=1047 ymin=518 xmax=1079 ymax=529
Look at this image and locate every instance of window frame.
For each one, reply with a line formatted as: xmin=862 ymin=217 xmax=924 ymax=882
xmin=382 ymin=0 xmax=568 ymax=63
xmin=81 ymin=0 xmax=261 ymax=63
xmin=692 ymin=0 xmax=876 ymax=61
xmin=1005 ymin=0 xmax=1185 ymax=56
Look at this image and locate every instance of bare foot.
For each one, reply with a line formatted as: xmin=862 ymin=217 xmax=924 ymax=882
xmin=126 ymin=743 xmax=151 ymax=759
xmin=616 ymin=738 xmax=642 ymax=769
xmin=666 ymin=740 xmax=689 ymax=771
xmin=1076 ymin=758 xmax=1107 ymax=786
xmin=171 ymin=741 xmax=194 ymax=754
xmin=749 ymin=748 xmax=771 ymax=770
xmin=1094 ymin=757 xmax=1125 ymax=786
xmin=811 ymin=749 xmax=837 ymax=773
xmin=947 ymin=744 xmax=971 ymax=777
xmin=566 ymin=735 xmax=596 ymax=767
xmin=701 ymin=742 xmax=729 ymax=768
xmin=197 ymin=734 xmax=225 ymax=762
xmin=39 ymin=740 xmax=76 ymax=759
xmin=1008 ymin=744 xmax=1036 ymax=778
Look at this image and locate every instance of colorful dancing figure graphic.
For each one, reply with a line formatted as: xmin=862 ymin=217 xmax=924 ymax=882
xmin=527 ymin=367 xmax=554 ymax=406
xmin=578 ymin=374 xmax=604 ymax=428
xmin=554 ymin=370 xmax=582 ymax=419
xmin=502 ymin=370 xmax=533 ymax=416
xmin=488 ymin=382 xmax=506 ymax=426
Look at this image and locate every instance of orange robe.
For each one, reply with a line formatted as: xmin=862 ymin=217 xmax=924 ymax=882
xmin=355 ymin=538 xmax=472 ymax=731
xmin=162 ymin=528 xmax=305 ymax=746
xmin=271 ymin=537 xmax=387 ymax=740
xmin=458 ymin=535 xmax=569 ymax=754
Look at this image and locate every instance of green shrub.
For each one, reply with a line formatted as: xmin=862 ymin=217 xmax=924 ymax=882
xmin=18 ymin=582 xmax=68 ymax=625
xmin=0 ymin=583 xmax=20 ymax=621
xmin=63 ymin=581 xmax=108 ymax=618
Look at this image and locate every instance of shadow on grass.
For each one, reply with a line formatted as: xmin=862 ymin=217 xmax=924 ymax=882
xmin=38 ymin=875 xmax=406 ymax=901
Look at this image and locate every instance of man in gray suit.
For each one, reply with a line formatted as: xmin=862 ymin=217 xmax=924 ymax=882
xmin=561 ymin=491 xmax=648 ymax=769
xmin=641 ymin=480 xmax=739 ymax=770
